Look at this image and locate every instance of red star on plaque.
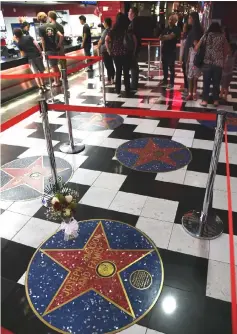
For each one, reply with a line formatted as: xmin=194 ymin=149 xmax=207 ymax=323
xmin=126 ymin=138 xmax=183 ymax=167
xmin=0 ymin=156 xmax=68 ymax=194
xmin=41 ymin=222 xmax=152 ymax=317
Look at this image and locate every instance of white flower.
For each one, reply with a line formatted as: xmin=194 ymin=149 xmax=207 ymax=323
xmin=65 ymin=195 xmax=73 ymax=203
xmin=64 ymin=208 xmax=71 ymax=217
xmin=51 ymin=197 xmax=59 ymax=205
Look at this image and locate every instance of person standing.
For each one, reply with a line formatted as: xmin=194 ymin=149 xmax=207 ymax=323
xmin=18 ymin=17 xmax=30 ymax=35
xmin=196 ymin=22 xmax=229 ymax=107
xmin=13 ymin=28 xmax=46 ymax=94
xmin=128 ymin=6 xmax=140 ymax=91
xmin=97 ymin=17 xmax=115 ymax=84
xmin=182 ymin=12 xmax=203 ymax=92
xmin=79 ymin=15 xmax=93 ymax=71
xmin=37 ymin=12 xmax=63 ymax=87
xmin=48 ymin=11 xmax=66 ymax=70
xmin=159 ymin=15 xmax=180 ymax=90
xmin=105 ymin=13 xmax=135 ymax=96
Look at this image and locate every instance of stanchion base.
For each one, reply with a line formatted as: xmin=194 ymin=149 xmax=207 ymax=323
xmin=182 ymin=210 xmax=224 ymax=240
xmin=59 ymin=142 xmax=85 ymax=154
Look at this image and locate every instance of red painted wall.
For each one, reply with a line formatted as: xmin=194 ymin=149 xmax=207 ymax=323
xmin=97 ymin=1 xmax=124 ymax=24
xmin=1 ymin=3 xmax=96 ymax=17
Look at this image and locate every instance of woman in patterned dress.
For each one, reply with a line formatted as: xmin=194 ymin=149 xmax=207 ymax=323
xmin=196 ymin=22 xmax=229 ymax=107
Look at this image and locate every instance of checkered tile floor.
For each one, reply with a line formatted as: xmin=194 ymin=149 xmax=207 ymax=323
xmin=1 ymin=57 xmax=237 ymax=334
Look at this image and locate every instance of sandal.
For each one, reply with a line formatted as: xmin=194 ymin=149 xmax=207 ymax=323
xmin=200 ymin=101 xmax=207 ymax=107
xmin=213 ymin=101 xmax=219 ymax=108
xmin=186 ymin=94 xmax=193 ymax=101
xmin=193 ymin=94 xmax=197 ymax=101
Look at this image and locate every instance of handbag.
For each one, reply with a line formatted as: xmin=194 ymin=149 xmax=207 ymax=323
xmin=194 ymin=34 xmax=208 ymax=68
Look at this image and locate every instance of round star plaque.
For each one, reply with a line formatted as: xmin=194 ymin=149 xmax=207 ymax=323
xmin=26 ymin=219 xmax=163 ymax=334
xmin=72 ymin=113 xmax=124 ymax=131
xmin=116 ymin=137 xmax=192 ymax=173
xmin=0 ymin=156 xmax=73 ymax=201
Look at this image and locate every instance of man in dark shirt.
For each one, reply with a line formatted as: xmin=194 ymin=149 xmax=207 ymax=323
xmin=48 ymin=11 xmax=66 ymax=69
xmin=79 ymin=15 xmax=92 ymax=71
xmin=128 ymin=7 xmax=140 ymax=91
xmin=160 ymin=15 xmax=180 ymax=90
xmin=13 ymin=28 xmax=46 ymax=93
xmin=37 ymin=12 xmax=63 ymax=86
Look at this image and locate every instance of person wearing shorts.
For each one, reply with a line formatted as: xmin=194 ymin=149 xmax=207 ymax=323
xmin=48 ymin=11 xmax=66 ymax=70
xmin=13 ymin=28 xmax=47 ymax=94
xmin=37 ymin=12 xmax=64 ymax=87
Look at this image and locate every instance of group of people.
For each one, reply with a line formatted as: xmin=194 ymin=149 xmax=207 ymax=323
xmin=14 ymin=11 xmax=65 ymax=93
xmin=98 ymin=7 xmax=141 ymax=97
xmin=161 ymin=12 xmax=236 ymax=107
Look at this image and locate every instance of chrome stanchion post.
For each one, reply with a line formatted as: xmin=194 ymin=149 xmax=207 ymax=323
xmin=39 ymin=99 xmax=60 ymax=191
xmin=158 ymin=40 xmax=162 ymax=80
xmin=101 ymin=60 xmax=106 ymax=106
xmin=148 ymin=41 xmax=151 ymax=79
xmin=98 ymin=58 xmax=102 ymax=81
xmin=59 ymin=68 xmax=85 ymax=154
xmin=182 ymin=111 xmax=226 ymax=239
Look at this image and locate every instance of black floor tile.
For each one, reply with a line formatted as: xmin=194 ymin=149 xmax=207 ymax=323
xmin=80 ymin=146 xmax=132 ymax=175
xmin=1 ymin=240 xmax=35 ymax=282
xmin=73 ymin=204 xmax=139 ymax=227
xmin=1 ymin=144 xmax=27 ymax=166
xmin=0 ymin=208 xmax=5 ymax=214
xmin=158 ymin=248 xmax=208 ymax=295
xmin=120 ymin=171 xmax=206 ymax=208
xmin=187 ymin=148 xmax=212 ymax=173
xmin=147 ymin=285 xmax=231 ymax=334
xmin=1 ymin=277 xmax=16 ymax=303
xmin=1 ymin=283 xmax=58 ymax=334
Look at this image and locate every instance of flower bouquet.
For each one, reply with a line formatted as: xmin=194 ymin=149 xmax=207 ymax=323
xmin=43 ymin=184 xmax=80 ymax=241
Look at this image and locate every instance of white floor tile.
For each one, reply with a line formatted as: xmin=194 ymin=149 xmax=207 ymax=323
xmin=179 ymin=119 xmax=200 ymax=125
xmin=213 ymin=189 xmax=237 ymax=212
xmin=93 ymin=172 xmax=127 ymax=191
xmin=109 ymin=191 xmax=147 ymax=216
xmin=69 ymin=168 xmax=101 ymax=186
xmin=120 ymin=98 xmax=143 ymax=108
xmin=141 ymin=197 xmax=178 ymax=223
xmin=136 ymin=216 xmax=173 ymax=249
xmin=171 ymin=136 xmax=194 ymax=148
xmin=134 ymin=120 xmax=159 ymax=134
xmin=120 ymin=324 xmax=146 ymax=334
xmin=184 ymin=171 xmax=208 ymax=188
xmin=153 ymin=127 xmax=175 ymax=136
xmin=150 ymin=104 xmax=169 ymax=111
xmin=12 ymin=217 xmax=59 ymax=248
xmin=168 ymin=224 xmax=209 ymax=258
xmin=209 ymin=233 xmax=237 ymax=264
xmin=206 ymin=260 xmax=237 ymax=302
xmin=173 ymin=129 xmax=195 ymax=139
xmin=214 ymin=175 xmax=237 ymax=193
xmin=63 ymin=155 xmax=88 ymax=170
xmin=8 ymin=198 xmax=43 ymax=216
xmin=155 ymin=166 xmax=187 ymax=184
xmin=79 ymin=187 xmax=117 ymax=209
xmin=0 ymin=211 xmax=31 ymax=239
xmin=0 ymin=200 xmax=13 ymax=210
xmin=18 ymin=272 xmax=26 ymax=285
xmin=123 ymin=118 xmax=142 ymax=125
xmin=100 ymin=138 xmax=128 ymax=149
xmin=192 ymin=139 xmax=213 ymax=150
xmin=147 ymin=329 xmax=166 ymax=334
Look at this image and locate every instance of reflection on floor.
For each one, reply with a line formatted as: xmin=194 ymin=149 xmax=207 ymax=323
xmin=1 ymin=54 xmax=237 ymax=334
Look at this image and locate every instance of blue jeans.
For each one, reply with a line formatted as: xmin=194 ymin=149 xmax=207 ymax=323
xmin=202 ymin=64 xmax=222 ymax=102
